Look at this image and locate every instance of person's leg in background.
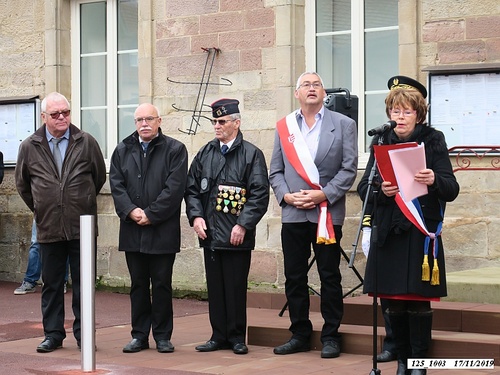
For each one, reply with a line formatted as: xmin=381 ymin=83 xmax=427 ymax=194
xmin=14 ymin=220 xmax=41 ymax=295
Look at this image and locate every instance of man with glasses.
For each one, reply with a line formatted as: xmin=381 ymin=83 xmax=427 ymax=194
xmin=15 ymin=92 xmax=106 ymax=353
xmin=185 ymin=98 xmax=269 ymax=355
xmin=109 ymin=103 xmax=188 ymax=354
xmin=269 ymin=72 xmax=358 ymax=358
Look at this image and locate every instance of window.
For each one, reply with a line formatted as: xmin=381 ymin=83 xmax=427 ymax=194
xmin=71 ymin=0 xmax=138 ymax=159
xmin=309 ymin=0 xmax=399 ymax=153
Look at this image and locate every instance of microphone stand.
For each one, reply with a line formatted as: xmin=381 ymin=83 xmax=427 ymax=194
xmin=368 ymin=134 xmax=386 ymax=375
xmin=349 ymin=133 xmax=384 ymax=375
xmin=367 ymin=158 xmax=381 ymax=375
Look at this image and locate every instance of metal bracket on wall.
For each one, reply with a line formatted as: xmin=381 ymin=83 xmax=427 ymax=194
xmin=448 ymin=146 xmax=500 ymax=172
xmin=167 ymin=47 xmax=232 ymax=135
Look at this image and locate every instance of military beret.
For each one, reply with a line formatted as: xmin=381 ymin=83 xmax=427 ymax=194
xmin=211 ymin=98 xmax=240 ymax=118
xmin=387 ymin=75 xmax=427 ymax=99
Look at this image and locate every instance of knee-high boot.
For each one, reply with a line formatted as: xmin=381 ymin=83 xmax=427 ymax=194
xmin=408 ymin=310 xmax=433 ymax=375
xmin=387 ymin=311 xmax=411 ymax=375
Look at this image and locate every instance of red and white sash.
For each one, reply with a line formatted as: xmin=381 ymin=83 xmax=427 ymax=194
xmin=276 ymin=113 xmax=336 ymax=244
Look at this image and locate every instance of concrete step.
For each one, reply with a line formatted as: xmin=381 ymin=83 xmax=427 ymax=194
xmin=445 ymin=267 xmax=500 ymax=304
xmin=247 ymin=293 xmax=500 ymax=362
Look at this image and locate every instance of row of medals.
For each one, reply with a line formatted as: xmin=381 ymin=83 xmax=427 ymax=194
xmin=216 ymin=186 xmax=247 ymax=215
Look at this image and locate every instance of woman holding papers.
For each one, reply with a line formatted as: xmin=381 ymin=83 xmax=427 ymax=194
xmin=357 ymin=76 xmax=460 ymax=375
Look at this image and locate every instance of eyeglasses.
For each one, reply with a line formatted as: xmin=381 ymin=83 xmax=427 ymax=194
xmin=135 ymin=116 xmax=159 ymax=124
xmin=45 ymin=110 xmax=71 ymax=119
xmin=298 ymin=82 xmax=323 ymax=90
xmin=390 ymin=109 xmax=416 ymax=117
xmin=210 ymin=119 xmax=235 ymax=125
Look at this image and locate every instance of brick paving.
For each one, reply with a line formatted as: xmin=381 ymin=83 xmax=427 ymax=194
xmin=0 ymin=281 xmax=498 ymax=375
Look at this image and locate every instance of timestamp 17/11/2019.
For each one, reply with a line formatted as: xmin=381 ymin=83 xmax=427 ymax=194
xmin=408 ymin=359 xmax=494 ymax=369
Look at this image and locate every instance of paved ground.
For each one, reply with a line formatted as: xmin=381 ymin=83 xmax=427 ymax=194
xmin=1 ymin=280 xmax=498 ymax=375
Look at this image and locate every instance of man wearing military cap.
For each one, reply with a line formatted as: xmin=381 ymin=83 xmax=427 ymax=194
xmin=185 ymin=98 xmax=269 ymax=355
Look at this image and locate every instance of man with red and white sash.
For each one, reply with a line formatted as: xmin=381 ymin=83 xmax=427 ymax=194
xmin=269 ymin=72 xmax=358 ymax=358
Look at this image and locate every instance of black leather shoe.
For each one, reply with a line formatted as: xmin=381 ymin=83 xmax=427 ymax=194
xmin=273 ymin=338 xmax=310 ymax=355
xmin=36 ymin=337 xmax=62 ymax=353
xmin=156 ymin=339 xmax=175 ymax=353
xmin=232 ymin=342 xmax=248 ymax=354
xmin=123 ymin=338 xmax=149 ymax=353
xmin=195 ymin=340 xmax=230 ymax=352
xmin=321 ymin=340 xmax=341 ymax=358
xmin=377 ymin=349 xmax=397 ymax=362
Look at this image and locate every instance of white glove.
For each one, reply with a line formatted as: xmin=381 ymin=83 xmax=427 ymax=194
xmin=361 ymin=227 xmax=372 ymax=258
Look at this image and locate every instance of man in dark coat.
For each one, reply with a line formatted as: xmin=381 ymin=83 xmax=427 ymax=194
xmin=109 ymin=103 xmax=188 ymax=354
xmin=185 ymin=98 xmax=269 ymax=355
xmin=16 ymin=92 xmax=106 ymax=353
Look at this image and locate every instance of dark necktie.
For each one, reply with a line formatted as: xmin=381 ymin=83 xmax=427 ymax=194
xmin=221 ymin=144 xmax=229 ymax=155
xmin=51 ymin=138 xmax=63 ymax=176
xmin=141 ymin=142 xmax=149 ymax=153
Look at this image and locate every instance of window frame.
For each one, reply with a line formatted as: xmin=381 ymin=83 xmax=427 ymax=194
xmin=71 ymin=0 xmax=138 ymax=161
xmin=306 ymin=0 xmax=399 ymax=164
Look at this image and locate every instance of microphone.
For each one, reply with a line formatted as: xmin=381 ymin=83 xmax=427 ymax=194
xmin=368 ymin=120 xmax=397 ymax=136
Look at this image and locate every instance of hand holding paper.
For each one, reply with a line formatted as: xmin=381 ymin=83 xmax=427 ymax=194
xmin=388 ymin=143 xmax=428 ymax=201
xmin=374 ymin=142 xmax=428 ymax=202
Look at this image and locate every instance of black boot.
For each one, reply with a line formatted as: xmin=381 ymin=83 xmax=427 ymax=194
xmin=387 ymin=311 xmax=411 ymax=375
xmin=396 ymin=359 xmax=411 ymax=375
xmin=408 ymin=310 xmax=433 ymax=375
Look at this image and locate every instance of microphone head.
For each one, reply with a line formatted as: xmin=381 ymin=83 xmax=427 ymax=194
xmin=388 ymin=120 xmax=397 ymax=128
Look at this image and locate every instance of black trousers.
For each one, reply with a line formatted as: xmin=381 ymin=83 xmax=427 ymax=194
xmin=125 ymin=252 xmax=176 ymax=342
xmin=381 ymin=298 xmax=396 ymax=353
xmin=281 ymin=222 xmax=343 ymax=343
xmin=39 ymin=239 xmax=82 ymax=343
xmin=203 ymin=247 xmax=251 ymax=344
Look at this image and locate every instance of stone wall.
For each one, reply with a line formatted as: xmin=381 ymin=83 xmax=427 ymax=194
xmin=0 ymin=0 xmax=499 ymax=296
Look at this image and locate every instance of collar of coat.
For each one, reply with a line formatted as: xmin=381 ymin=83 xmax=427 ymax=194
xmin=207 ymin=130 xmax=243 ymax=153
xmin=32 ymin=123 xmax=82 ymax=147
xmin=124 ymin=127 xmax=165 ymax=148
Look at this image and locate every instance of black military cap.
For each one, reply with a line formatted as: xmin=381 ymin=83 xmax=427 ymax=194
xmin=211 ymin=98 xmax=240 ymax=118
xmin=387 ymin=75 xmax=427 ymax=99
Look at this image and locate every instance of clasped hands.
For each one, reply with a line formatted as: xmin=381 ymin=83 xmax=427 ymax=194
xmin=129 ymin=207 xmax=151 ymax=226
xmin=381 ymin=168 xmax=435 ymax=197
xmin=192 ymin=217 xmax=246 ymax=246
xmin=284 ymin=189 xmax=326 ymax=209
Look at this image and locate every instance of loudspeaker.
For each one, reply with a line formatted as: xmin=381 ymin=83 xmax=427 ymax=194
xmin=324 ymin=92 xmax=358 ymax=126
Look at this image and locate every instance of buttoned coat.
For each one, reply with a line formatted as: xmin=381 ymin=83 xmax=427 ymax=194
xmin=109 ymin=129 xmax=188 ymax=254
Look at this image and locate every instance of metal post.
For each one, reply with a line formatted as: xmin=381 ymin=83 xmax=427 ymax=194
xmin=80 ymin=215 xmax=96 ymax=372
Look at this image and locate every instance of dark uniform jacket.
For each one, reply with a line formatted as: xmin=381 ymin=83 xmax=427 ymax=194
xmin=15 ymin=124 xmax=106 ymax=243
xmin=109 ymin=128 xmax=188 ymax=254
xmin=185 ymin=131 xmax=269 ymax=251
xmin=358 ymin=125 xmax=459 ymax=298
